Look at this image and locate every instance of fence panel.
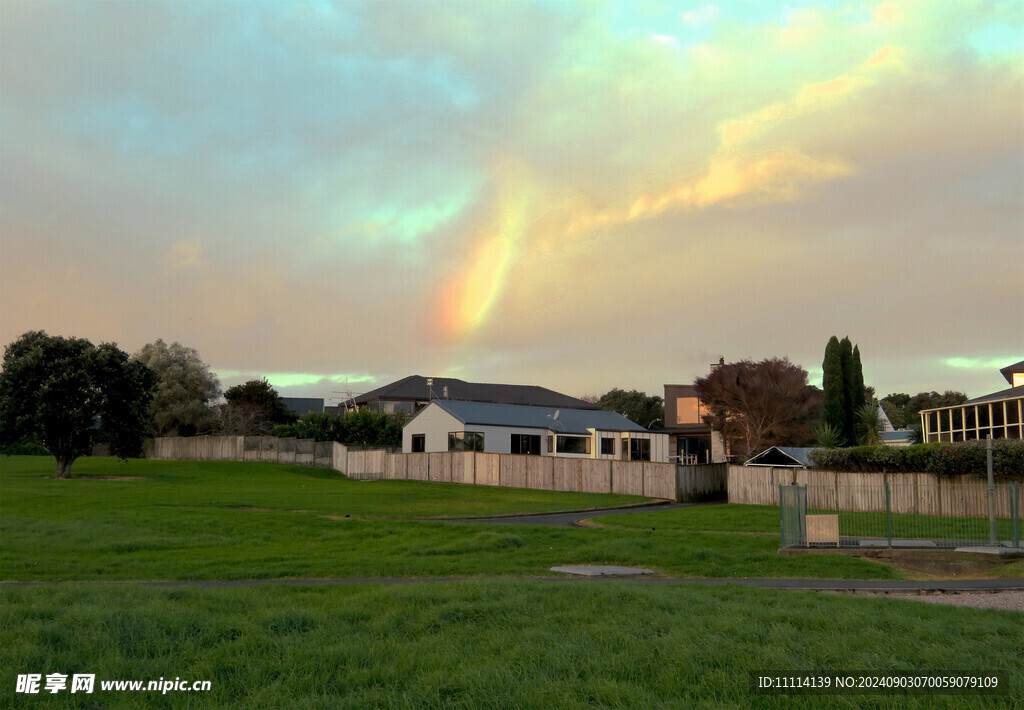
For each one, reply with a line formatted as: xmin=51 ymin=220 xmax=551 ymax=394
xmin=475 ymin=453 xmax=500 ymax=486
xmin=500 ymin=455 xmax=529 ymax=489
xmin=552 ymin=458 xmax=582 ymax=492
xmin=581 ymin=460 xmax=612 ymax=494
xmin=675 ymin=463 xmax=727 ymax=502
xmin=526 ymin=456 xmax=553 ymax=490
xmin=643 ymin=462 xmax=675 ymax=499
xmin=611 ymin=461 xmax=644 ymax=496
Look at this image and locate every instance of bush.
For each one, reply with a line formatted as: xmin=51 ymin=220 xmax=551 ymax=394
xmin=1 ymin=441 xmax=51 ymax=456
xmin=269 ymin=410 xmax=405 ymax=448
xmin=808 ymin=440 xmax=1024 ymax=480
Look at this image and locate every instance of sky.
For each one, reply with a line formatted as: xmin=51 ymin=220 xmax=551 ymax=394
xmin=1 ymin=0 xmax=1022 ymax=404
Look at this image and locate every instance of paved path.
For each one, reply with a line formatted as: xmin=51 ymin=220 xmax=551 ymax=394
xmin=445 ymin=501 xmax=714 ymax=527
xmin=5 ymin=577 xmax=1022 ymax=591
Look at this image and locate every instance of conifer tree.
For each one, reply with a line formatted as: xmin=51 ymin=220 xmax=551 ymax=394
xmin=822 ymin=336 xmax=845 ymax=441
xmin=852 ymin=344 xmax=866 ymax=412
xmin=839 ymin=336 xmax=855 ymax=445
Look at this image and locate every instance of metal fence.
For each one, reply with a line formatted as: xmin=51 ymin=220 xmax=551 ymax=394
xmin=779 ymin=483 xmax=1022 ymax=549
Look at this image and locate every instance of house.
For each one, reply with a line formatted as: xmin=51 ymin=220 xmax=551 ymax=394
xmin=919 ymin=360 xmax=1024 ymax=443
xmin=744 ymin=446 xmax=814 ymax=468
xmin=352 ymin=375 xmax=600 ymax=417
xmin=662 ymin=357 xmax=728 ymax=464
xmin=401 ymin=400 xmax=670 ymax=461
xmin=877 ymin=404 xmax=915 ymax=446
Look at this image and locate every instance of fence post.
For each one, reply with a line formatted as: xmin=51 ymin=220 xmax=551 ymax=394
xmin=987 ymin=435 xmax=996 ymax=545
xmin=885 ymin=481 xmax=892 ymax=549
xmin=1011 ymin=481 xmax=1020 ymax=549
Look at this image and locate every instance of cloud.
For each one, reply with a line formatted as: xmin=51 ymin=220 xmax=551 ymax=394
xmin=164 ymin=240 xmax=205 ymax=272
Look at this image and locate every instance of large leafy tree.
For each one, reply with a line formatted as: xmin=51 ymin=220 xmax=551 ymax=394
xmin=880 ymin=391 xmax=968 ymax=431
xmin=0 ymin=331 xmax=156 ymax=478
xmin=694 ymin=358 xmax=821 ymax=461
xmin=596 ymin=389 xmax=664 ymax=429
xmin=134 ymin=339 xmax=221 ymax=436
xmin=221 ymin=378 xmax=295 ymax=435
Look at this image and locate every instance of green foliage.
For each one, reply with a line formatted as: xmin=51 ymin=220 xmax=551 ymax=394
xmin=812 ymin=420 xmax=842 ymax=449
xmin=856 ymin=402 xmax=881 ymax=446
xmin=0 ymin=441 xmax=50 ymax=455
xmin=851 ymin=344 xmax=866 ymax=413
xmin=880 ymin=391 xmax=969 ymax=430
xmin=223 ymin=378 xmax=296 ymax=431
xmin=133 ymin=339 xmax=221 ymax=436
xmin=270 ymin=409 xmax=406 ymax=447
xmin=0 ymin=331 xmax=156 ymax=476
xmin=596 ymin=388 xmax=664 ymax=428
xmin=821 ymin=336 xmax=845 ymax=443
xmin=838 ymin=336 xmax=855 ymax=445
xmin=808 ymin=439 xmax=1024 ymax=479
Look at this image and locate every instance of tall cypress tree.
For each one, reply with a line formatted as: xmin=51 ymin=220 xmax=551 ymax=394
xmin=839 ymin=337 xmax=855 ymax=446
xmin=822 ymin=336 xmax=845 ymax=440
xmin=852 ymin=344 xmax=866 ymax=412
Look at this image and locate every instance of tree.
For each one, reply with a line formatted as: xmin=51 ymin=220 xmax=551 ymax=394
xmin=134 ymin=339 xmax=221 ymax=436
xmin=839 ymin=336 xmax=855 ymax=445
xmin=596 ymin=389 xmax=664 ymax=429
xmin=880 ymin=391 xmax=968 ymax=430
xmin=0 ymin=331 xmax=156 ymax=478
xmin=852 ymin=345 xmax=866 ymax=414
xmin=822 ymin=336 xmax=845 ymax=440
xmin=694 ymin=358 xmax=821 ymax=461
xmin=813 ymin=421 xmax=842 ymax=449
xmin=222 ymin=378 xmax=295 ymax=435
xmin=857 ymin=403 xmax=881 ymax=445
xmin=269 ymin=410 xmax=406 ymax=447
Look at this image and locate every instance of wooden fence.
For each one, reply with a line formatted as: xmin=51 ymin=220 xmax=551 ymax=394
xmin=727 ymin=465 xmax=1022 ymax=517
xmin=149 ymin=436 xmax=726 ymax=502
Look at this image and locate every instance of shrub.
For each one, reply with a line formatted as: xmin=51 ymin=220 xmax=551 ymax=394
xmin=269 ymin=410 xmax=405 ymax=448
xmin=808 ymin=440 xmax=1024 ymax=480
xmin=1 ymin=441 xmax=51 ymax=456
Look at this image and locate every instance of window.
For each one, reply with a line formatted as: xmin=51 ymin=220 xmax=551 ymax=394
xmin=629 ymin=438 xmax=651 ymax=461
xmin=511 ymin=434 xmax=541 ymax=455
xmin=556 ymin=435 xmax=591 ymax=455
xmin=600 ymin=437 xmax=615 ymax=456
xmin=547 ymin=436 xmax=553 ymax=454
xmin=676 ymin=396 xmax=701 ymax=424
xmin=411 ymin=434 xmax=425 ymax=453
xmin=448 ymin=431 xmax=484 ymax=452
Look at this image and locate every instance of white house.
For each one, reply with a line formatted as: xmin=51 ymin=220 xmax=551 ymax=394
xmin=402 ymin=400 xmax=670 ymax=462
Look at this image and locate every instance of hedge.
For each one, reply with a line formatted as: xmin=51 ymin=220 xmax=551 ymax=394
xmin=808 ymin=440 xmax=1024 ymax=480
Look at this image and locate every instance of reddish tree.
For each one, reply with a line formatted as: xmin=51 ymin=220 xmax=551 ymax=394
xmin=694 ymin=358 xmax=821 ymax=462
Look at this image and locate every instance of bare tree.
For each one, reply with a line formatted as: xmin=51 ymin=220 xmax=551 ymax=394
xmin=694 ymin=358 xmax=820 ymax=462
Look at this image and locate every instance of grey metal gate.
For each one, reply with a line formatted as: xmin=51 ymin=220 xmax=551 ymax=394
xmin=779 ymin=484 xmax=807 ymax=548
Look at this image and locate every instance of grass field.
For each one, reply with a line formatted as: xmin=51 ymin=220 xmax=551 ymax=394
xmin=1 ymin=456 xmax=897 ymax=581
xmin=3 ymin=455 xmax=1021 ymax=708
xmin=2 ymin=581 xmax=1021 ymax=709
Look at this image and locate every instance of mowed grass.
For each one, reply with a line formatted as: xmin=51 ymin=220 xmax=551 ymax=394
xmin=0 ymin=456 xmax=899 ymax=581
xmin=2 ymin=581 xmax=1021 ymax=709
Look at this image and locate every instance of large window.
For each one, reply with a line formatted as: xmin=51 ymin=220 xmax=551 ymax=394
xmin=629 ymin=438 xmax=651 ymax=461
xmin=411 ymin=434 xmax=425 ymax=452
xmin=511 ymin=434 xmax=541 ymax=455
xmin=556 ymin=435 xmax=591 ymax=455
xmin=600 ymin=437 xmax=615 ymax=456
xmin=448 ymin=431 xmax=485 ymax=452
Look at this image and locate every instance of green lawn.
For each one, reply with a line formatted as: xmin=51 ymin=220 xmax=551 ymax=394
xmin=2 ymin=582 xmax=1020 ymax=709
xmin=1 ymin=456 xmax=897 ymax=581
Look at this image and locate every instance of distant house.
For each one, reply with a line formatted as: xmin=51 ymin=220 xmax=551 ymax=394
xmin=877 ymin=404 xmax=915 ymax=447
xmin=402 ymin=400 xmax=670 ymax=461
xmin=281 ymin=397 xmax=324 ymax=417
xmin=662 ymin=357 xmax=728 ymax=464
xmin=353 ymin=375 xmax=600 ymax=417
xmin=919 ymin=360 xmax=1024 ymax=443
xmin=744 ymin=447 xmax=814 ymax=468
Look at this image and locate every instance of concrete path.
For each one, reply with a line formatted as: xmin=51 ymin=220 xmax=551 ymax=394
xmin=444 ymin=501 xmax=714 ymax=527
xmin=5 ymin=577 xmax=1022 ymax=592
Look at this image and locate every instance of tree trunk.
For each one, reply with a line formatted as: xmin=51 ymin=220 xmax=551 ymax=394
xmin=54 ymin=457 xmax=75 ymax=479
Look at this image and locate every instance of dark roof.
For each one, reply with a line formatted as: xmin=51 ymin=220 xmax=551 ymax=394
xmin=415 ymin=400 xmax=648 ymax=435
xmin=281 ymin=397 xmax=324 ymax=416
xmin=354 ymin=375 xmax=600 ymax=410
xmin=744 ymin=446 xmax=814 ymax=468
xmin=963 ymin=385 xmax=1024 ymax=406
xmin=918 ymin=385 xmax=1024 ymax=412
xmin=1000 ymin=360 xmax=1024 ymax=385
xmin=880 ymin=430 xmax=915 ymax=443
